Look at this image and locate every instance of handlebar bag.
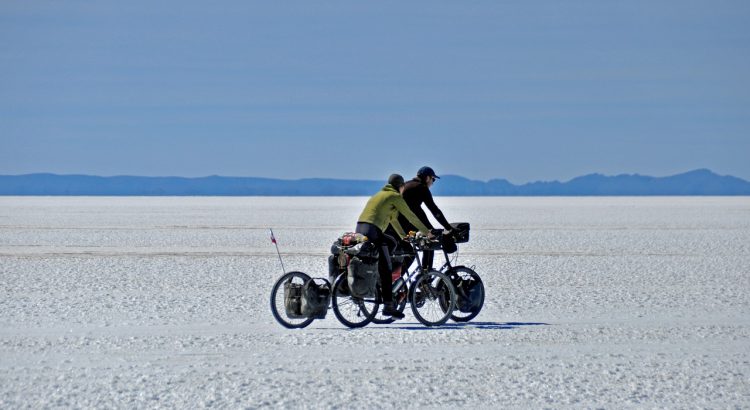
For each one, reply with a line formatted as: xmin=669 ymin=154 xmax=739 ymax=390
xmin=441 ymin=233 xmax=458 ymax=254
xmin=451 ymin=222 xmax=470 ymax=243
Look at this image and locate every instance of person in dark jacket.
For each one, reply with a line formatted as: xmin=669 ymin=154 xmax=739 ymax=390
xmin=394 ymin=166 xmax=454 ymax=270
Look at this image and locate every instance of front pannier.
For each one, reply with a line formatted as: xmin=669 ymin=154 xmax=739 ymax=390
xmin=347 ymin=256 xmax=378 ymax=298
xmin=450 ymin=222 xmax=470 ymax=243
xmin=283 ymin=281 xmax=305 ymax=319
xmin=301 ymin=278 xmax=331 ymax=319
xmin=456 ymin=278 xmax=482 ymax=313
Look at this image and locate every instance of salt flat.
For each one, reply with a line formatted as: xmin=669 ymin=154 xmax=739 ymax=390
xmin=1 ymin=196 xmax=749 ymax=408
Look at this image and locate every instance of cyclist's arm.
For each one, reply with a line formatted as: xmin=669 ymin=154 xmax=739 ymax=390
xmin=423 ymin=187 xmax=452 ymax=230
xmin=394 ymin=196 xmax=430 ymax=234
xmin=389 ymin=218 xmax=407 ymax=239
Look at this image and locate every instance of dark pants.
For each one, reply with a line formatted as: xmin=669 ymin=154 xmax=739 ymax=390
xmin=355 ymin=222 xmax=397 ymax=303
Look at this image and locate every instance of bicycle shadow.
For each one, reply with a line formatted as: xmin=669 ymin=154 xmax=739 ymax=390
xmin=379 ymin=321 xmax=550 ymax=331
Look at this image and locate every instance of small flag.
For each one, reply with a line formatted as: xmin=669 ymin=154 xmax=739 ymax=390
xmin=270 ymin=229 xmax=277 ymax=244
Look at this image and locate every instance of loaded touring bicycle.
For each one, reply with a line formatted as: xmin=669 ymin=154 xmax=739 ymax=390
xmin=269 ymin=223 xmax=484 ymax=329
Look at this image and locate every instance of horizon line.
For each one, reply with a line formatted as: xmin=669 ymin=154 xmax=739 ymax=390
xmin=2 ymin=168 xmax=744 ymax=185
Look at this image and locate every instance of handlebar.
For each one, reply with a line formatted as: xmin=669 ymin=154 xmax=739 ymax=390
xmin=404 ymin=231 xmax=442 ymax=250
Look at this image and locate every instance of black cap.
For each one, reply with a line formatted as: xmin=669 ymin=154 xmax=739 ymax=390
xmin=388 ymin=173 xmax=405 ymax=189
xmin=417 ymin=166 xmax=439 ymax=179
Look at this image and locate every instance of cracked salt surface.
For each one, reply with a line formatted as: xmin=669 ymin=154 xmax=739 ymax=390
xmin=1 ymin=196 xmax=749 ymax=408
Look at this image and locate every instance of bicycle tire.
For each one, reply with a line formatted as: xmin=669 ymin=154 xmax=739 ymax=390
xmin=331 ymin=273 xmax=378 ymax=328
xmin=409 ymin=270 xmax=456 ymax=326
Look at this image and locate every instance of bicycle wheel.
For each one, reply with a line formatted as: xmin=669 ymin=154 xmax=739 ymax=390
xmin=371 ymin=287 xmax=408 ymax=324
xmin=331 ymin=273 xmax=378 ymax=328
xmin=269 ymin=271 xmax=315 ymax=329
xmin=409 ymin=270 xmax=456 ymax=326
xmin=443 ymin=266 xmax=485 ymax=322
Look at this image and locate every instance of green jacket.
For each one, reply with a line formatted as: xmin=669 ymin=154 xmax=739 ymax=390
xmin=358 ymin=184 xmax=430 ymax=237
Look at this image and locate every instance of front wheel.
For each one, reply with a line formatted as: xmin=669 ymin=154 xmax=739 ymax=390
xmin=269 ymin=271 xmax=315 ymax=329
xmin=444 ymin=266 xmax=485 ymax=322
xmin=331 ymin=273 xmax=378 ymax=328
xmin=409 ymin=270 xmax=456 ymax=326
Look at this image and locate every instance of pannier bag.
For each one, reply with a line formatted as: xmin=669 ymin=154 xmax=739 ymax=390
xmin=283 ymin=281 xmax=306 ymax=319
xmin=347 ymin=256 xmax=378 ymax=298
xmin=450 ymin=222 xmax=470 ymax=243
xmin=301 ymin=278 xmax=331 ymax=319
xmin=456 ymin=278 xmax=482 ymax=313
xmin=328 ymin=254 xmax=341 ymax=286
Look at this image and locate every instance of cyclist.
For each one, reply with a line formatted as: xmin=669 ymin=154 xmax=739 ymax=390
xmin=394 ymin=166 xmax=455 ymax=271
xmin=356 ymin=174 xmax=431 ymax=319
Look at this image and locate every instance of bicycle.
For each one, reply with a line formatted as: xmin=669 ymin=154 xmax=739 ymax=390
xmin=332 ymin=233 xmax=457 ymax=328
xmin=376 ymin=229 xmax=485 ymax=324
xmin=269 ymin=232 xmax=462 ymax=329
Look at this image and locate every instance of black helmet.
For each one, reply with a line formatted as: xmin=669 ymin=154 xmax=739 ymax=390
xmin=388 ymin=174 xmax=405 ymax=189
xmin=417 ymin=166 xmax=440 ymax=179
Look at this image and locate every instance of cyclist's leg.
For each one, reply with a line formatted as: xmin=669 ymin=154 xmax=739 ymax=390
xmin=356 ymin=222 xmax=391 ymax=303
xmin=378 ymin=232 xmax=399 ymax=303
xmin=377 ymin=245 xmax=393 ymax=303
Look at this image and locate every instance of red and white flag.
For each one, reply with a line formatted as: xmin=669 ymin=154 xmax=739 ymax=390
xmin=270 ymin=229 xmax=277 ymax=244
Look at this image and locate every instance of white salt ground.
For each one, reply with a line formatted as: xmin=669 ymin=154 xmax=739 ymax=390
xmin=1 ymin=196 xmax=749 ymax=408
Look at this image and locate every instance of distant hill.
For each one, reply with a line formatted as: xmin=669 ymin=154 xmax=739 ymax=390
xmin=1 ymin=169 xmax=749 ymax=196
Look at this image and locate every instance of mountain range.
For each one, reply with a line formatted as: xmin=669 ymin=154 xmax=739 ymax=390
xmin=1 ymin=169 xmax=749 ymax=196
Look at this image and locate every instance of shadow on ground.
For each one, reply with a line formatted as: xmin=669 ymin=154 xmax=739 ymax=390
xmin=376 ymin=321 xmax=550 ymax=331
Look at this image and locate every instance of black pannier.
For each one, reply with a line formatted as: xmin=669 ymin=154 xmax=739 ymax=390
xmin=347 ymin=256 xmax=378 ymax=298
xmin=327 ymin=254 xmax=341 ymax=286
xmin=283 ymin=281 xmax=305 ymax=319
xmin=450 ymin=222 xmax=470 ymax=243
xmin=301 ymin=278 xmax=331 ymax=319
xmin=456 ymin=278 xmax=482 ymax=313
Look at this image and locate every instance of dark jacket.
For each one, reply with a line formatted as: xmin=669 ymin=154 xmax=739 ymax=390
xmin=397 ymin=178 xmax=452 ymax=233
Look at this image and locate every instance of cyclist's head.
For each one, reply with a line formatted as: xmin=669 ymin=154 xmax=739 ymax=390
xmin=388 ymin=174 xmax=405 ymax=191
xmin=417 ymin=166 xmax=440 ymax=184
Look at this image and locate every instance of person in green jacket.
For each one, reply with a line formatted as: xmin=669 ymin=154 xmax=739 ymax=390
xmin=355 ymin=174 xmax=431 ymax=319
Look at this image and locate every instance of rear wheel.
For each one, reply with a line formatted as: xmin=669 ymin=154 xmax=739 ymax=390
xmin=331 ymin=273 xmax=378 ymax=328
xmin=269 ymin=271 xmax=315 ymax=329
xmin=409 ymin=270 xmax=456 ymax=326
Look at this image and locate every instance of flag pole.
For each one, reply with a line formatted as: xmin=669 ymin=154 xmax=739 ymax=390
xmin=269 ymin=228 xmax=286 ymax=274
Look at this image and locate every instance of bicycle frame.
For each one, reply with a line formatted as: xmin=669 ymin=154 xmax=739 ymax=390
xmin=393 ymin=238 xmax=447 ymax=294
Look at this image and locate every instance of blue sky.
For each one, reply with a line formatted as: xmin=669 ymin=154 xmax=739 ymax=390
xmin=1 ymin=1 xmax=749 ymax=183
